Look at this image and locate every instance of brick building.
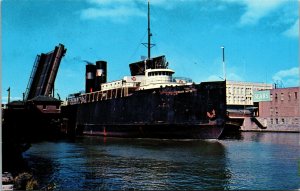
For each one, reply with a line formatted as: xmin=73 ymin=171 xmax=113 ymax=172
xmin=257 ymin=87 xmax=300 ymax=131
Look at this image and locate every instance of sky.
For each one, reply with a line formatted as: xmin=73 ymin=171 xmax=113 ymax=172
xmin=2 ymin=0 xmax=299 ymax=103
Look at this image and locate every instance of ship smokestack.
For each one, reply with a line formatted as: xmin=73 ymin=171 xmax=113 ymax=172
xmin=95 ymin=61 xmax=107 ymax=91
xmin=85 ymin=64 xmax=96 ymax=93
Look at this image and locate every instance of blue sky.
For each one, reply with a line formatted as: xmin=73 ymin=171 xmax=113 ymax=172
xmin=2 ymin=0 xmax=299 ymax=103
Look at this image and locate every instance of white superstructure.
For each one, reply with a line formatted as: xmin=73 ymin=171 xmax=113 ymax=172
xmin=101 ymin=67 xmax=193 ymax=91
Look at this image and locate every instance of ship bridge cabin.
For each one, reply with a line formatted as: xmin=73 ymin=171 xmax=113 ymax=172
xmin=67 ymin=55 xmax=193 ymax=105
xmin=140 ymin=68 xmax=184 ymax=90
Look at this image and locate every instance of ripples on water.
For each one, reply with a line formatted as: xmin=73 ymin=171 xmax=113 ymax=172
xmin=24 ymin=132 xmax=300 ymax=190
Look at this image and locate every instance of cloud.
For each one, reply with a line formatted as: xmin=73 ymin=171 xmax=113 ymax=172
xmin=283 ymin=19 xmax=299 ymax=38
xmin=206 ymin=72 xmax=243 ymax=82
xmin=206 ymin=75 xmax=223 ymax=81
xmin=80 ymin=0 xmax=219 ymax=22
xmin=222 ymin=0 xmax=287 ymax=26
xmin=81 ymin=6 xmax=144 ymax=21
xmin=240 ymin=0 xmax=286 ymax=25
xmin=272 ymin=67 xmax=299 ymax=87
xmin=81 ymin=1 xmax=145 ymax=22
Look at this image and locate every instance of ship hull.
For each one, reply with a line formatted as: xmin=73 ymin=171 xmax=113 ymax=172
xmin=82 ymin=123 xmax=224 ymax=139
xmin=63 ymin=81 xmax=226 ymax=139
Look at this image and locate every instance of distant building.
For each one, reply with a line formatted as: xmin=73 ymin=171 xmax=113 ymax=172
xmin=226 ymin=81 xmax=273 ymax=106
xmin=258 ymin=87 xmax=300 ymax=131
xmin=225 ymin=81 xmax=273 ymax=130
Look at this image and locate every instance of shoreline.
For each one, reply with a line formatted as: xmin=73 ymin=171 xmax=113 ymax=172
xmin=240 ymin=129 xmax=299 ymax=133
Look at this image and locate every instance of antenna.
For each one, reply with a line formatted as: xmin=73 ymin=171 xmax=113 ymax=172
xmin=142 ymin=0 xmax=155 ymax=59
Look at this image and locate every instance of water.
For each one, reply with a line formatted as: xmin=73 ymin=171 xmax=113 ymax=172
xmin=24 ymin=132 xmax=300 ymax=190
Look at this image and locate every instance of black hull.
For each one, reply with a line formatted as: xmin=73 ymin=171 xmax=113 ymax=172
xmin=82 ymin=123 xmax=224 ymax=139
xmin=63 ymin=81 xmax=227 ymax=139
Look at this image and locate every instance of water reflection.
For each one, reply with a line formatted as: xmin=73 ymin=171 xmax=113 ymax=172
xmin=25 ymin=138 xmax=231 ymax=190
xmin=241 ymin=132 xmax=300 ymax=146
xmin=24 ymin=133 xmax=300 ymax=190
xmin=221 ymin=132 xmax=300 ymax=190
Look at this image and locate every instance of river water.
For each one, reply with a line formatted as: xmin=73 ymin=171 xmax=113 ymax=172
xmin=24 ymin=132 xmax=300 ymax=190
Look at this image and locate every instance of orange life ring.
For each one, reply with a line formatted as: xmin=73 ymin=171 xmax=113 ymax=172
xmin=131 ymin=76 xmax=136 ymax=81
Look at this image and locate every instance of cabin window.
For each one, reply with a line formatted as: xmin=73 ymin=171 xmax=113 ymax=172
xmin=56 ymin=105 xmax=60 ymax=110
xmin=43 ymin=105 xmax=46 ymax=110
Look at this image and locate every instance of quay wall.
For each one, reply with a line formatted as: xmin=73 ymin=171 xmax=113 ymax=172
xmin=240 ymin=117 xmax=300 ymax=132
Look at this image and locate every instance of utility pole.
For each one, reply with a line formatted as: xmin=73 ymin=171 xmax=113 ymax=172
xmin=221 ymin=46 xmax=226 ymax=80
xmin=7 ymin=87 xmax=10 ymax=104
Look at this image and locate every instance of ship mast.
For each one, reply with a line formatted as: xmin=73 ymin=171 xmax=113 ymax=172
xmin=143 ymin=0 xmax=155 ymax=60
xmin=147 ymin=0 xmax=151 ymax=59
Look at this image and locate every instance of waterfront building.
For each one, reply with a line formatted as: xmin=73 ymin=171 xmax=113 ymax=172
xmin=257 ymin=87 xmax=300 ymax=131
xmin=226 ymin=81 xmax=273 ymax=106
xmin=224 ymin=81 xmax=273 ymax=131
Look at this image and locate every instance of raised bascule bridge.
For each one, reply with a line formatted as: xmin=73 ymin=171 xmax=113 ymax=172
xmin=24 ymin=43 xmax=66 ymax=101
xmin=3 ymin=44 xmax=67 ymax=141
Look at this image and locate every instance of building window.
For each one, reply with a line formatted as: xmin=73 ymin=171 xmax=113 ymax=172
xmin=275 ymin=93 xmax=278 ymax=101
xmin=288 ymin=92 xmax=291 ymax=101
xmin=270 ymin=94 xmax=273 ymax=101
xmin=270 ymin=118 xmax=273 ymax=124
xmin=43 ymin=105 xmax=46 ymax=110
xmin=281 ymin=118 xmax=285 ymax=124
xmin=270 ymin=107 xmax=273 ymax=115
xmin=295 ymin=92 xmax=298 ymax=99
xmin=275 ymin=118 xmax=278 ymax=124
xmin=281 ymin=93 xmax=284 ymax=101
